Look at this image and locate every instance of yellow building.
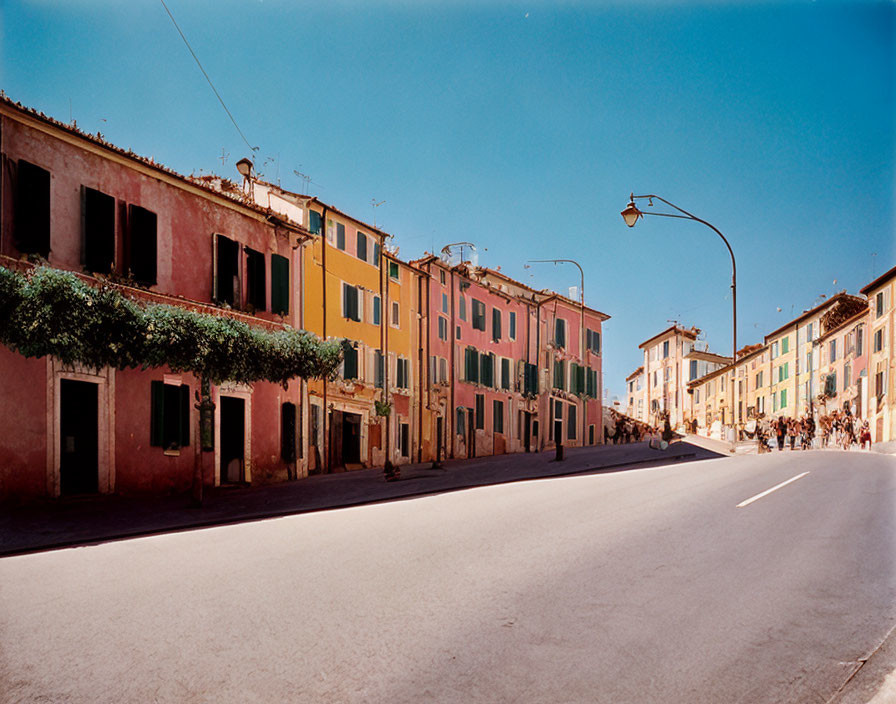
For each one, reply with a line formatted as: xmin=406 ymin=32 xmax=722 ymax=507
xmin=861 ymin=265 xmax=896 ymax=443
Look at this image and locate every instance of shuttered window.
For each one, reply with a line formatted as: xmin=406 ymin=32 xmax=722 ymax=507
xmin=245 ymin=247 xmax=266 ymax=311
xmin=509 ymin=312 xmax=516 ymax=340
xmin=150 ymin=381 xmax=190 ymax=449
xmin=14 ymin=160 xmax=51 ymax=258
xmin=465 ymin=347 xmax=479 ymax=383
xmin=553 ymin=359 xmax=566 ymax=391
xmin=215 ymin=234 xmax=239 ymax=305
xmin=567 ymin=403 xmax=577 ymax=440
xmin=309 ymin=210 xmax=322 ymax=234
xmin=493 ymin=400 xmax=504 ymax=434
xmin=475 ymin=394 xmax=485 ymax=429
xmin=555 ymin=318 xmax=566 ymax=348
xmin=343 ymin=345 xmax=359 ymax=380
xmin=373 ymin=296 xmax=381 ymax=325
xmin=472 ymin=299 xmax=486 ymax=331
xmin=336 ymin=223 xmax=345 ymax=250
xmin=374 ymin=350 xmax=384 ymax=388
xmin=271 ymin=254 xmax=289 ymax=315
xmin=501 ymin=358 xmax=511 ymax=390
xmin=373 ymin=241 xmax=381 ymax=266
xmin=396 ymin=358 xmax=409 ymax=389
xmin=82 ymin=186 xmax=115 ymax=274
xmin=492 ymin=308 xmax=502 ymax=342
xmin=524 ymin=363 xmax=538 ymax=395
xmin=127 ymin=204 xmax=157 ymax=285
xmin=356 ymin=231 xmax=368 ymax=261
xmin=343 ymin=283 xmax=360 ymax=321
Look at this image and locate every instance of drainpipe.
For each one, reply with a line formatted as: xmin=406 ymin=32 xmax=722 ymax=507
xmin=417 ymin=268 xmax=424 ymax=463
xmin=320 ymin=205 xmax=329 ymax=474
xmin=449 ymin=266 xmax=456 ymax=459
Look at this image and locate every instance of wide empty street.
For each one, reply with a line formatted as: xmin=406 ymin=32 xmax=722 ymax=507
xmin=1 ymin=450 xmax=894 ymax=703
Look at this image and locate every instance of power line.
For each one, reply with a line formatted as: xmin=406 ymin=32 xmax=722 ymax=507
xmin=158 ymin=0 xmax=258 ymax=153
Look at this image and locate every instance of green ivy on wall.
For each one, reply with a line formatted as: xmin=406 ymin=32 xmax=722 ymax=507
xmin=0 ymin=265 xmax=342 ymax=386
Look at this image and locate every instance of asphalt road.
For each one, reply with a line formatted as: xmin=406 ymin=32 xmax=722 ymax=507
xmin=1 ymin=450 xmax=894 ymax=703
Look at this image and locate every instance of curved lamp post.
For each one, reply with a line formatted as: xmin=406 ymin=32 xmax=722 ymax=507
xmin=621 ymin=194 xmax=737 ymax=363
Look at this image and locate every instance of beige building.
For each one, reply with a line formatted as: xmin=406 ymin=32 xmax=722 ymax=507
xmin=625 ymin=366 xmax=644 ymax=421
xmin=763 ymin=292 xmax=866 ymax=420
xmin=861 ymin=265 xmax=896 ymax=443
xmin=638 ymin=325 xmax=701 ymax=428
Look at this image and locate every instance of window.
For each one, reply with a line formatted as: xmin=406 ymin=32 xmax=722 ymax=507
xmin=336 ymin=223 xmax=346 ymax=250
xmin=396 ymin=358 xmax=409 ymax=389
xmin=586 ymin=329 xmax=600 ymax=354
xmin=326 ymin=219 xmax=335 ymax=243
xmin=373 ymin=241 xmax=381 ymax=266
xmin=876 ymin=292 xmax=886 ymax=318
xmin=555 ymin=318 xmax=567 ymax=348
xmin=771 ymin=341 xmax=779 ymax=358
xmin=309 ymin=210 xmax=322 ymax=234
xmin=857 ymin=326 xmax=864 ymax=356
xmin=586 ymin=368 xmax=598 ymax=397
xmin=342 ymin=344 xmax=358 ymax=380
xmin=388 ymin=261 xmax=399 ymax=280
xmin=356 ymin=231 xmax=368 ymax=261
xmin=492 ymin=308 xmax=502 ymax=342
xmin=438 ymin=316 xmax=448 ymax=341
xmin=568 ymin=403 xmax=577 ymax=440
xmin=689 ymin=360 xmax=698 ymax=381
xmin=439 ymin=357 xmax=447 ymax=383
xmin=781 ymin=336 xmax=789 ymax=354
xmin=440 ymin=270 xmax=446 ymax=285
xmin=441 ymin=293 xmax=448 ymax=314
xmin=509 ymin=312 xmax=517 ymax=340
xmin=464 ymin=347 xmax=479 ymax=383
xmin=459 ymin=295 xmax=467 ymax=321
xmin=215 ymin=234 xmax=239 ymax=305
xmin=271 ymin=254 xmax=289 ymax=315
xmin=150 ymin=381 xmax=190 ymax=450
xmin=876 ymin=370 xmax=885 ymax=399
xmin=391 ymin=301 xmax=400 ymax=327
xmin=456 ymin=407 xmax=465 ymax=436
xmin=14 ymin=160 xmax=51 ymax=258
xmin=493 ymin=400 xmax=504 ymax=434
xmin=400 ymin=423 xmax=409 ymax=457
xmin=523 ymin=363 xmax=538 ymax=395
xmin=372 ymin=296 xmax=381 ymax=325
xmin=756 ymin=371 xmax=763 ymax=388
xmin=280 ymin=402 xmax=298 ymax=463
xmin=480 ymin=353 xmax=495 ymax=388
xmin=245 ymin=247 xmax=266 ymax=311
xmin=500 ymin=358 xmax=511 ymax=390
xmin=374 ymin=350 xmax=384 ymax=388
xmin=127 ymin=204 xmax=157 ymax=285
xmin=343 ymin=283 xmax=360 ymax=321
xmin=873 ymin=328 xmax=884 ymax=353
xmin=695 ymin=389 xmax=700 ymax=404
xmin=844 ymin=363 xmax=851 ymax=391
xmin=553 ymin=359 xmax=566 ymax=391
xmin=780 ymin=388 xmax=788 ymax=408
xmin=829 ymin=340 xmax=837 ymax=363
xmin=807 ymin=323 xmax=813 ymax=341
xmin=471 ymin=299 xmax=486 ymax=331
xmin=475 ymin=394 xmax=485 ymax=430
xmin=663 ymin=340 xmax=669 ymax=358
xmin=82 ymin=186 xmax=115 ymax=274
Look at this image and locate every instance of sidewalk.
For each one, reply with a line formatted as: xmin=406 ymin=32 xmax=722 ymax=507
xmin=0 ymin=440 xmax=725 ymax=557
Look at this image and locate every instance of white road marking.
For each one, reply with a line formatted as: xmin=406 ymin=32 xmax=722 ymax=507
xmin=736 ymin=472 xmax=810 ymax=508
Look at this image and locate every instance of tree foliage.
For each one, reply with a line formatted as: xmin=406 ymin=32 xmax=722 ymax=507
xmin=0 ymin=266 xmax=342 ymax=385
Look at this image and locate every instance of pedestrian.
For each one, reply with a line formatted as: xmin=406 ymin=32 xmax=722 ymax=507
xmin=776 ymin=417 xmax=786 ymax=451
xmin=860 ymin=421 xmax=872 ymax=450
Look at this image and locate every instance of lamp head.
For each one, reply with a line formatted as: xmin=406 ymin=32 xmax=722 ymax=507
xmin=621 ymin=199 xmax=642 ymax=228
xmin=235 ymin=157 xmax=254 ymax=178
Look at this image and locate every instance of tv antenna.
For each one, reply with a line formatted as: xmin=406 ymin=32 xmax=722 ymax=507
xmin=371 ymin=199 xmax=386 ymax=228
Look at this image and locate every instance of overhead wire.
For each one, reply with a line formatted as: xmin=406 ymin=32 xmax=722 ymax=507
xmin=158 ymin=0 xmax=258 ymax=153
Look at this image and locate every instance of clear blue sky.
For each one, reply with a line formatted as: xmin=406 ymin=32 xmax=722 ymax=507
xmin=2 ymin=0 xmax=893 ymax=403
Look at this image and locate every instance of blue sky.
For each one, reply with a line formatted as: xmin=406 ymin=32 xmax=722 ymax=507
xmin=2 ymin=0 xmax=893 ymax=403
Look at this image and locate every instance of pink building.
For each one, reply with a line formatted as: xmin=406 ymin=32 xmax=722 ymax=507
xmin=0 ymin=97 xmax=308 ymax=501
xmin=412 ymin=255 xmax=608 ymax=459
xmin=813 ymin=306 xmax=869 ymax=419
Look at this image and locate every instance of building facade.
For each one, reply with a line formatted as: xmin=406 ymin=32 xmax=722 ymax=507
xmin=861 ymin=266 xmax=896 ymax=443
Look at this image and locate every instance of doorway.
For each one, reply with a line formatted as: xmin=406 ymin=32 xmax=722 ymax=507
xmin=329 ymin=410 xmax=362 ymax=470
xmin=220 ymin=396 xmax=245 ymax=483
xmin=59 ymin=379 xmax=99 ymax=495
xmin=523 ymin=411 xmax=532 ymax=452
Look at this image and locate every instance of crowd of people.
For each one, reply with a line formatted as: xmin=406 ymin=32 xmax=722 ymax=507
xmin=755 ymin=407 xmax=872 ymax=453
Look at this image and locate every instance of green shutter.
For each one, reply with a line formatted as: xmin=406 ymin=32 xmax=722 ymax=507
xmin=337 ymin=223 xmax=345 ymax=250
xmin=179 ymin=384 xmax=191 ymax=447
xmin=344 ymin=346 xmax=358 ymax=379
xmin=271 ymin=254 xmax=289 ymax=315
xmin=150 ymin=380 xmax=165 ymax=446
xmin=576 ymin=365 xmax=585 ymax=395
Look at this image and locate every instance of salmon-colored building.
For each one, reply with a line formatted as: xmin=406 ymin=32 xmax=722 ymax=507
xmin=0 ymin=97 xmax=311 ymax=501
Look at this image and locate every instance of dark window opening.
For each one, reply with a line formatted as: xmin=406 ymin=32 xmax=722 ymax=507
xmin=343 ymin=344 xmax=359 ymax=380
xmin=336 ymin=223 xmax=345 ymax=250
xmin=343 ymin=283 xmax=360 ymax=321
xmin=357 ymin=231 xmax=368 ymax=261
xmin=150 ymin=381 xmax=190 ymax=450
xmin=400 ymin=423 xmax=409 ymax=457
xmin=245 ymin=247 xmax=266 ymax=312
xmin=127 ymin=204 xmax=157 ymax=285
xmin=493 ymin=400 xmax=504 ymax=434
xmin=215 ymin=234 xmax=239 ymax=306
xmin=14 ymin=160 xmax=51 ymax=258
xmin=475 ymin=394 xmax=485 ymax=430
xmin=281 ymin=402 xmax=297 ymax=462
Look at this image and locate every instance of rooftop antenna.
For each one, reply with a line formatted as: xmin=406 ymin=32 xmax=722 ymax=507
xmin=371 ymin=199 xmax=386 ymax=228
xmin=293 ymin=169 xmax=312 ymax=193
xmin=219 ymin=148 xmax=229 ymax=168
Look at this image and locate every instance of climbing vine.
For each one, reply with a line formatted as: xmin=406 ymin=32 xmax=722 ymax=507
xmin=0 ymin=265 xmax=342 ymax=386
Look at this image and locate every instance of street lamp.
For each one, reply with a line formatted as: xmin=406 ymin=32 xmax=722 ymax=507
xmin=622 ymin=193 xmax=739 ymax=434
xmin=621 ymin=194 xmax=737 ymax=363
xmin=528 ymin=258 xmax=587 ymax=446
